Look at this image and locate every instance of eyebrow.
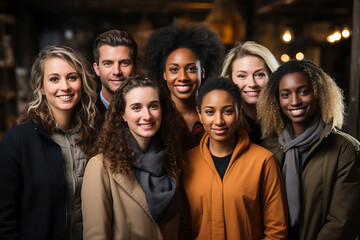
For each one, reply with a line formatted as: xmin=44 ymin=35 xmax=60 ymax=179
xmin=279 ymin=84 xmax=310 ymax=91
xmin=203 ymin=105 xmax=233 ymax=109
xmin=167 ymin=62 xmax=196 ymax=67
xmin=129 ymin=100 xmax=160 ymax=106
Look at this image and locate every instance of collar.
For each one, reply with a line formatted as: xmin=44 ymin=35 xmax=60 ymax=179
xmin=100 ymin=90 xmax=110 ymax=109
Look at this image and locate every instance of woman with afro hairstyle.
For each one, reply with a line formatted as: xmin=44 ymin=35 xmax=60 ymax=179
xmin=81 ymin=74 xmax=184 ymax=239
xmin=221 ymin=41 xmax=279 ymax=144
xmin=257 ymin=59 xmax=360 ymax=240
xmin=142 ymin=21 xmax=224 ymax=150
xmin=0 ymin=45 xmax=98 ymax=240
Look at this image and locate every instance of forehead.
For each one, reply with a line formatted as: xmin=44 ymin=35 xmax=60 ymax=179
xmin=125 ymin=86 xmax=159 ymax=104
xmin=279 ymin=72 xmax=311 ymax=89
xmin=232 ymin=55 xmax=266 ymax=71
xmin=99 ymin=45 xmax=132 ymax=60
xmin=202 ymin=89 xmax=235 ymax=107
xmin=166 ymin=48 xmax=198 ymax=63
xmin=44 ymin=57 xmax=76 ymax=73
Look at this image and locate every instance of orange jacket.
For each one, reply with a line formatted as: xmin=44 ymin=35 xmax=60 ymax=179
xmin=181 ymin=130 xmax=288 ymax=240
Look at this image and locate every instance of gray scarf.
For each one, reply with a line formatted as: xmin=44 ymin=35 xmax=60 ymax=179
xmin=131 ymin=134 xmax=180 ymax=224
xmin=279 ymin=114 xmax=324 ymax=226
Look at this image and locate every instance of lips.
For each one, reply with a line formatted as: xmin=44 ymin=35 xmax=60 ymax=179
xmin=57 ymin=94 xmax=74 ymax=101
xmin=212 ymin=128 xmax=228 ymax=135
xmin=175 ymin=84 xmax=193 ymax=93
xmin=288 ymin=108 xmax=306 ymax=117
xmin=138 ymin=122 xmax=155 ymax=129
xmin=243 ymin=91 xmax=261 ymax=96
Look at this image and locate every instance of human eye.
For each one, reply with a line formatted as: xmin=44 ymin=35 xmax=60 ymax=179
xmin=49 ymin=77 xmax=59 ymax=82
xmin=254 ymin=71 xmax=267 ymax=79
xmin=187 ymin=66 xmax=197 ymax=73
xmin=299 ymin=89 xmax=310 ymax=96
xmin=205 ymin=110 xmax=214 ymax=115
xmin=103 ymin=61 xmax=112 ymax=66
xmin=68 ymin=74 xmax=79 ymax=81
xmin=236 ymin=74 xmax=247 ymax=79
xmin=121 ymin=60 xmax=131 ymax=67
xmin=150 ymin=103 xmax=160 ymax=109
xmin=224 ymin=108 xmax=234 ymax=114
xmin=280 ymin=92 xmax=290 ymax=98
xmin=169 ymin=67 xmax=178 ymax=73
xmin=131 ymin=105 xmax=141 ymax=111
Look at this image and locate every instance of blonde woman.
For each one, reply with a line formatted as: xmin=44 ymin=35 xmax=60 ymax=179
xmin=258 ymin=59 xmax=360 ymax=240
xmin=0 ymin=45 xmax=98 ymax=240
xmin=221 ymin=41 xmax=279 ymax=144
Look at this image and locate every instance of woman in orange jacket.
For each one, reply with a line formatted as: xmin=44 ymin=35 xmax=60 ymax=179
xmin=180 ymin=77 xmax=288 ymax=240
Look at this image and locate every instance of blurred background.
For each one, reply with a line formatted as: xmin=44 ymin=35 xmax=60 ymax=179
xmin=1 ymin=0 xmax=359 ymax=139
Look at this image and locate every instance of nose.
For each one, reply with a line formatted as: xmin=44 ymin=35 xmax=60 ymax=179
xmin=60 ymin=78 xmax=70 ymax=91
xmin=214 ymin=112 xmax=224 ymax=126
xmin=142 ymin=108 xmax=152 ymax=121
xmin=290 ymin=93 xmax=301 ymax=106
xmin=113 ymin=63 xmax=122 ymax=76
xmin=248 ymin=75 xmax=258 ymax=88
xmin=178 ymin=69 xmax=189 ymax=81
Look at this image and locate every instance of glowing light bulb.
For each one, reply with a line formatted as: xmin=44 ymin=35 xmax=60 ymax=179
xmin=333 ymin=31 xmax=341 ymax=41
xmin=282 ymin=31 xmax=292 ymax=42
xmin=296 ymin=52 xmax=304 ymax=60
xmin=342 ymin=28 xmax=350 ymax=38
xmin=281 ymin=54 xmax=290 ymax=62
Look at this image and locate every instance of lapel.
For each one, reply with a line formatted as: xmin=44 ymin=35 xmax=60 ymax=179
xmin=111 ymin=171 xmax=156 ymax=223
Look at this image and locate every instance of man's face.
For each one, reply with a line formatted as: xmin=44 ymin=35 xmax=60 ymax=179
xmin=93 ymin=45 xmax=135 ymax=102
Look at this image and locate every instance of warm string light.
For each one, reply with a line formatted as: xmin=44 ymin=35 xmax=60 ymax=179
xmin=327 ymin=27 xmax=351 ymax=43
xmin=280 ymin=52 xmax=305 ymax=62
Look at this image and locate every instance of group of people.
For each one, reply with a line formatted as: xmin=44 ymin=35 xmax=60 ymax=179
xmin=0 ymin=21 xmax=359 ymax=240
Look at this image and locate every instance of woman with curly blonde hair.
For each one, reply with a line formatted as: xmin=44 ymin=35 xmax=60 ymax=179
xmin=0 ymin=45 xmax=98 ymax=239
xmin=82 ymin=74 xmax=183 ymax=239
xmin=258 ymin=59 xmax=360 ymax=240
xmin=221 ymin=41 xmax=279 ymax=144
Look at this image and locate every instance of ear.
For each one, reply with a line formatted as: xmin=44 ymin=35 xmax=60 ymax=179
xmin=40 ymin=88 xmax=45 ymax=95
xmin=163 ymin=71 xmax=167 ymax=81
xmin=196 ymin=106 xmax=202 ymax=123
xmin=93 ymin=62 xmax=100 ymax=77
xmin=201 ymin=68 xmax=205 ymax=79
xmin=121 ymin=112 xmax=127 ymax=122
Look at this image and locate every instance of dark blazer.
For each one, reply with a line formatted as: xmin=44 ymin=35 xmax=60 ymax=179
xmin=95 ymin=91 xmax=106 ymax=116
xmin=0 ymin=122 xmax=66 ymax=240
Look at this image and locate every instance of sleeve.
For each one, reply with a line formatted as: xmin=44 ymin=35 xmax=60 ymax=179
xmin=317 ymin=142 xmax=360 ymax=240
xmin=260 ymin=156 xmax=288 ymax=240
xmin=81 ymin=156 xmax=113 ymax=240
xmin=0 ymin=129 xmax=22 ymax=239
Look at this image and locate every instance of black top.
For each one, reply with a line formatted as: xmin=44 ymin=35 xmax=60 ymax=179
xmin=244 ymin=114 xmax=262 ymax=145
xmin=211 ymin=152 xmax=233 ymax=180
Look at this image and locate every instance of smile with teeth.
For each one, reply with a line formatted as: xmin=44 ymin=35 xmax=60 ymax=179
xmin=139 ymin=123 xmax=154 ymax=128
xmin=288 ymin=108 xmax=305 ymax=116
xmin=243 ymin=91 xmax=260 ymax=96
xmin=175 ymin=85 xmax=192 ymax=92
xmin=58 ymin=95 xmax=73 ymax=99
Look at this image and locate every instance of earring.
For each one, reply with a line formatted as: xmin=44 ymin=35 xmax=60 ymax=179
xmin=202 ymin=73 xmax=205 ymax=79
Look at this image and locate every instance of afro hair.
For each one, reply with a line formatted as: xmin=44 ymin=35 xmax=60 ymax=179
xmin=142 ymin=21 xmax=224 ymax=84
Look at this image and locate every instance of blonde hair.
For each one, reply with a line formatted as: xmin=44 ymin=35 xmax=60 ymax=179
xmin=257 ymin=59 xmax=345 ymax=137
xmin=221 ymin=41 xmax=279 ymax=78
xmin=18 ymin=45 xmax=99 ymax=149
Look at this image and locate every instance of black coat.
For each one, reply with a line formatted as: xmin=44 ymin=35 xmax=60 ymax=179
xmin=0 ymin=122 xmax=66 ymax=240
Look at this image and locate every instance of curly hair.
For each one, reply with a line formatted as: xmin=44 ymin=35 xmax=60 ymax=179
xmin=197 ymin=77 xmax=241 ymax=114
xmin=142 ymin=21 xmax=224 ymax=84
xmin=257 ymin=59 xmax=344 ymax=137
xmin=17 ymin=45 xmax=99 ymax=152
xmin=221 ymin=41 xmax=279 ymax=78
xmin=94 ymin=74 xmax=183 ymax=179
xmin=93 ymin=29 xmax=138 ymax=64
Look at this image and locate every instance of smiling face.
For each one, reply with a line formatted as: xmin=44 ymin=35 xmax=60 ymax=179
xmin=122 ymin=87 xmax=162 ymax=151
xmin=93 ymin=45 xmax=135 ymax=102
xmin=199 ymin=89 xmax=238 ymax=145
xmin=279 ymin=72 xmax=317 ymax=137
xmin=163 ymin=48 xmax=202 ymax=103
xmin=231 ymin=55 xmax=269 ymax=108
xmin=41 ymin=57 xmax=82 ymax=121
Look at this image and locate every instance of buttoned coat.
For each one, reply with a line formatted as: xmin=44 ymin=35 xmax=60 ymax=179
xmin=181 ymin=131 xmax=288 ymax=240
xmin=261 ymin=123 xmax=360 ymax=240
xmin=81 ymin=154 xmax=179 ymax=240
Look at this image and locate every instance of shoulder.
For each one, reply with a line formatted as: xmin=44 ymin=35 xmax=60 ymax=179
xmin=0 ymin=122 xmax=39 ymax=146
xmin=86 ymin=154 xmax=107 ymax=172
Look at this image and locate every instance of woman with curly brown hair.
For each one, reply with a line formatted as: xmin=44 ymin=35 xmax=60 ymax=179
xmin=0 ymin=45 xmax=98 ymax=240
xmin=257 ymin=59 xmax=360 ymax=240
xmin=81 ymin=74 xmax=183 ymax=240
xmin=142 ymin=21 xmax=224 ymax=150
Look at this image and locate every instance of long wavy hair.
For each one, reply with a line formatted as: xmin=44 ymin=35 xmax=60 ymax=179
xmin=17 ymin=45 xmax=98 ymax=151
xmin=221 ymin=41 xmax=280 ymax=79
xmin=257 ymin=59 xmax=345 ymax=137
xmin=93 ymin=74 xmax=183 ymax=178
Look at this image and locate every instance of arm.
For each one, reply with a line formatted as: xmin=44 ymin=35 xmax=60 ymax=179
xmin=0 ymin=129 xmax=22 ymax=239
xmin=261 ymin=156 xmax=288 ymax=240
xmin=317 ymin=143 xmax=360 ymax=240
xmin=81 ymin=155 xmax=113 ymax=240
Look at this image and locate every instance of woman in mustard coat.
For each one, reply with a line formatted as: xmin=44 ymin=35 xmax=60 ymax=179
xmin=180 ymin=77 xmax=288 ymax=240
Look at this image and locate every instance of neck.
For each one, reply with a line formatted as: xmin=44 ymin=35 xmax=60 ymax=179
xmin=53 ymin=110 xmax=73 ymax=131
xmin=292 ymin=123 xmax=307 ymax=138
xmin=242 ymin=102 xmax=257 ymax=120
xmin=101 ymin=85 xmax=113 ymax=103
xmin=172 ymin=95 xmax=198 ymax=131
xmin=208 ymin=134 xmax=236 ymax=157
